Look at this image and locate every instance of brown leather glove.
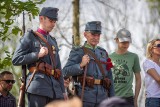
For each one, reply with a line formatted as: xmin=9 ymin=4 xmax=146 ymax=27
xmin=103 ymin=78 xmax=111 ymax=90
xmin=53 ymin=69 xmax=61 ymax=80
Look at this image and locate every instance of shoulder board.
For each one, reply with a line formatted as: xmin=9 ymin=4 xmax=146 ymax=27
xmin=97 ymin=46 xmax=106 ymax=51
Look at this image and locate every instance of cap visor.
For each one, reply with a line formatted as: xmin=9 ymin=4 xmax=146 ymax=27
xmin=118 ymin=38 xmax=132 ymax=43
xmin=89 ymin=31 xmax=101 ymax=34
xmin=47 ymin=16 xmax=58 ymax=21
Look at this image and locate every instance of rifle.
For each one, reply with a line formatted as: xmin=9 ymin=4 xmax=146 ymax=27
xmin=17 ymin=11 xmax=26 ymax=107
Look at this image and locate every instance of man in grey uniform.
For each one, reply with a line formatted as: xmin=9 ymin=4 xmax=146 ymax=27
xmin=63 ymin=21 xmax=115 ymax=107
xmin=12 ymin=7 xmax=67 ymax=107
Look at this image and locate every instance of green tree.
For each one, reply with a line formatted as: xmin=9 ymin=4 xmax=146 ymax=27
xmin=0 ymin=0 xmax=45 ymax=70
xmin=147 ymin=0 xmax=160 ymax=14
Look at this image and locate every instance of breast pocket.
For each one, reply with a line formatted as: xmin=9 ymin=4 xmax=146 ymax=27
xmin=87 ymin=57 xmax=96 ymax=75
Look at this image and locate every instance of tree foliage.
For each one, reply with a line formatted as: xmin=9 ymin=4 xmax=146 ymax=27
xmin=0 ymin=0 xmax=45 ymax=70
xmin=147 ymin=0 xmax=160 ymax=15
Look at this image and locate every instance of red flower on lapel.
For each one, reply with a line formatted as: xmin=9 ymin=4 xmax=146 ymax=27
xmin=100 ymin=58 xmax=113 ymax=71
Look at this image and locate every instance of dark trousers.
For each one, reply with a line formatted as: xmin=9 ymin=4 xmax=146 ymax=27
xmin=83 ymin=101 xmax=99 ymax=107
xmin=122 ymin=96 xmax=134 ymax=107
xmin=28 ymin=93 xmax=53 ymax=107
xmin=145 ymin=98 xmax=160 ymax=107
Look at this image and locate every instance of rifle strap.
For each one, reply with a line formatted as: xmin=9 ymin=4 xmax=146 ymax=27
xmin=82 ymin=47 xmax=105 ymax=78
xmin=33 ymin=31 xmax=56 ymax=69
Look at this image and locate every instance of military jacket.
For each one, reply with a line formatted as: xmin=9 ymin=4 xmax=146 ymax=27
xmin=62 ymin=44 xmax=115 ymax=103
xmin=12 ymin=30 xmax=65 ymax=99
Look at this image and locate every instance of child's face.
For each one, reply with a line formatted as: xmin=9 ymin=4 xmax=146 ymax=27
xmin=117 ymin=40 xmax=130 ymax=51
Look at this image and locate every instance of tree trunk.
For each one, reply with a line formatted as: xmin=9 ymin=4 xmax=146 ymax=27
xmin=72 ymin=0 xmax=80 ymax=46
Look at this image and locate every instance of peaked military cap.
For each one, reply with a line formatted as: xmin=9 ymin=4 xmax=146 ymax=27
xmin=39 ymin=7 xmax=59 ymax=21
xmin=116 ymin=28 xmax=132 ymax=43
xmin=85 ymin=21 xmax=102 ymax=34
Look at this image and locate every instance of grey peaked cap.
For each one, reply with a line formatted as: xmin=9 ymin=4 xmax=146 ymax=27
xmin=85 ymin=21 xmax=102 ymax=33
xmin=39 ymin=7 xmax=59 ymax=21
xmin=116 ymin=28 xmax=132 ymax=43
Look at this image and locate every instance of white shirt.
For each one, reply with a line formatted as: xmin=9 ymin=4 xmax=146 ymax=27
xmin=143 ymin=59 xmax=160 ymax=98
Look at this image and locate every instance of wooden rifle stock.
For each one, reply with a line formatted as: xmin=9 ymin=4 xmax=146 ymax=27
xmin=17 ymin=81 xmax=25 ymax=107
xmin=17 ymin=65 xmax=26 ymax=107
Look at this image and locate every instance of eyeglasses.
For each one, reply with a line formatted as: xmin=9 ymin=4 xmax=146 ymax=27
xmin=154 ymin=44 xmax=160 ymax=48
xmin=1 ymin=80 xmax=15 ymax=84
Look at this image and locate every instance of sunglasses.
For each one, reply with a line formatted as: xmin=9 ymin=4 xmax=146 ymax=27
xmin=2 ymin=80 xmax=15 ymax=84
xmin=154 ymin=44 xmax=160 ymax=48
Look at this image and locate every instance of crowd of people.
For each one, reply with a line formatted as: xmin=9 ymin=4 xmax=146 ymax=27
xmin=0 ymin=6 xmax=160 ymax=107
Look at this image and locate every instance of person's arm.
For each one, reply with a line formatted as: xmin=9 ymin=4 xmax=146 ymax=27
xmin=62 ymin=48 xmax=84 ymax=77
xmin=12 ymin=32 xmax=39 ymax=65
xmin=108 ymin=69 xmax=115 ymax=97
xmin=147 ymin=68 xmax=160 ymax=84
xmin=134 ymin=72 xmax=141 ymax=107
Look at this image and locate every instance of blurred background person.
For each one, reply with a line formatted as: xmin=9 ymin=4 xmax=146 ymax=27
xmin=0 ymin=71 xmax=16 ymax=107
xmin=99 ymin=97 xmax=133 ymax=107
xmin=45 ymin=97 xmax=82 ymax=107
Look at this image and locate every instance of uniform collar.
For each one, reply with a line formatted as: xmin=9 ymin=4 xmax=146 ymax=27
xmin=84 ymin=41 xmax=97 ymax=50
xmin=37 ymin=28 xmax=49 ymax=35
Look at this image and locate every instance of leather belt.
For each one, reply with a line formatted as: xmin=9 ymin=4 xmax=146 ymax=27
xmin=29 ymin=67 xmax=54 ymax=76
xmin=28 ymin=62 xmax=62 ymax=80
xmin=77 ymin=76 xmax=103 ymax=85
xmin=94 ymin=79 xmax=102 ymax=85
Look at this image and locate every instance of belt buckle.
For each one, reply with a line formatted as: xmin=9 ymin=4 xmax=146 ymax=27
xmin=52 ymin=70 xmax=54 ymax=75
xmin=94 ymin=79 xmax=101 ymax=84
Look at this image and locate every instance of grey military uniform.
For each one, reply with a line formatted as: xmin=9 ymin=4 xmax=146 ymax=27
xmin=12 ymin=30 xmax=65 ymax=99
xmin=62 ymin=44 xmax=115 ymax=104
